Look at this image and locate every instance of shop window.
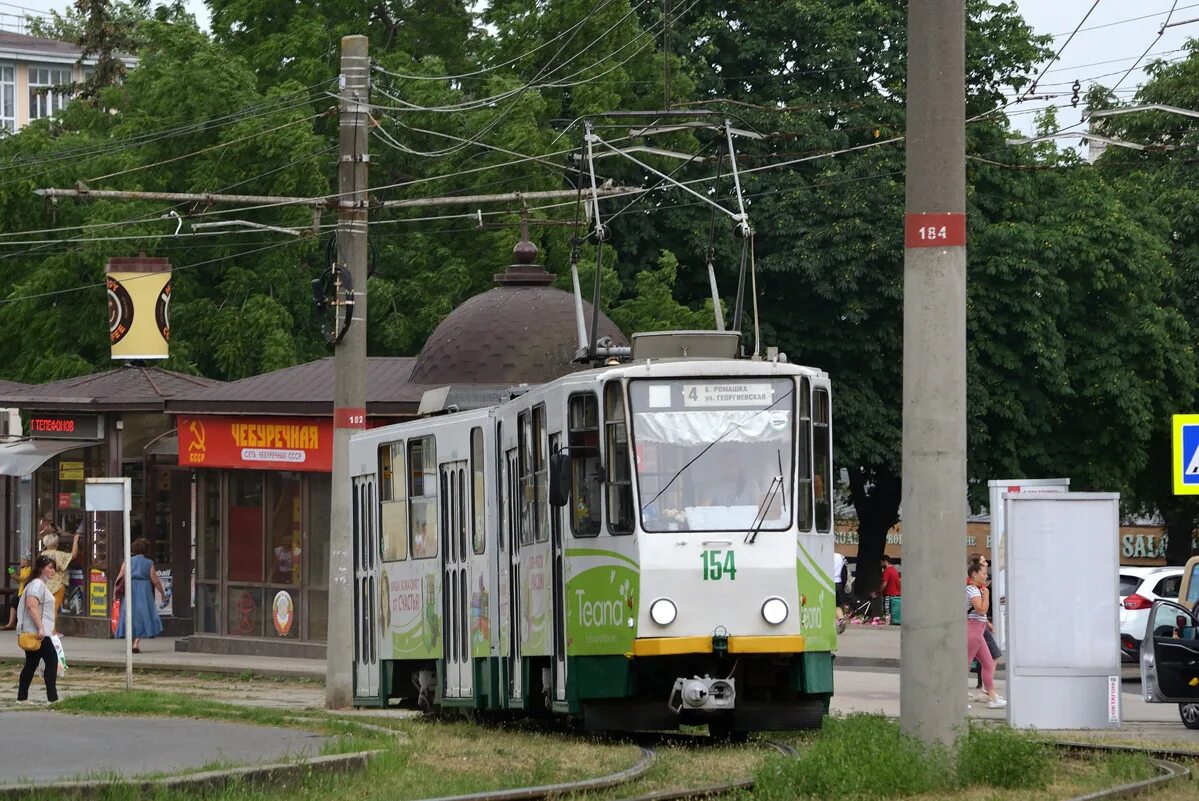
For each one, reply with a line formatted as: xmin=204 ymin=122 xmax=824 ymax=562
xmin=814 ymin=389 xmax=832 ymax=533
xmin=798 ymin=378 xmax=813 ymax=532
xmin=568 ymin=393 xmax=601 ymax=537
xmin=227 ymin=472 xmax=264 ymax=583
xmin=308 ymin=589 xmax=328 ymax=641
xmin=196 ymin=583 xmax=220 ymax=634
xmin=471 ymin=428 xmax=485 ymax=554
xmin=267 ymin=472 xmax=302 ymax=586
xmin=227 ymin=586 xmax=264 ymax=637
xmin=308 ymin=476 xmax=331 ymax=587
xmin=604 ymin=383 xmax=633 ymax=534
xmin=380 ymin=442 xmax=408 ymax=561
xmin=409 ymin=437 xmax=437 ymax=558
xmin=198 ymin=473 xmax=221 ymax=581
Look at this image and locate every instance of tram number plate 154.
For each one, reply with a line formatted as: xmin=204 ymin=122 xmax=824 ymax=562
xmin=701 ymin=549 xmax=737 ymax=581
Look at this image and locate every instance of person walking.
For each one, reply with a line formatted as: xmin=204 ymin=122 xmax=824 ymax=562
xmin=114 ymin=538 xmax=164 ymax=653
xmin=967 ymin=561 xmax=1005 ymax=708
xmin=16 ymin=555 xmax=60 ymax=704
xmin=40 ymin=528 xmax=79 ymax=620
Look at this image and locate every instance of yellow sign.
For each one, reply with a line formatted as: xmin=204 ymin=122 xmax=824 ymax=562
xmin=89 ymin=569 xmax=107 ymax=616
xmin=107 ymin=256 xmax=171 ymax=360
xmin=58 ymin=461 xmax=84 ymax=481
xmin=1172 ymin=414 xmax=1199 ymax=495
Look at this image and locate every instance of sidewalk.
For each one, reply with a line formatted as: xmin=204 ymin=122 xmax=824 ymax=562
xmin=0 ymin=636 xmax=323 ymax=679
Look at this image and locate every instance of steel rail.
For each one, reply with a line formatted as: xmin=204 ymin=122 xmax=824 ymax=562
xmin=1048 ymin=741 xmax=1194 ymax=801
xmin=412 ymin=746 xmax=655 ymax=801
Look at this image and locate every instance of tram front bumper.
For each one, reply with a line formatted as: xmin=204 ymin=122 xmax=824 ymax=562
xmin=629 ymin=634 xmax=805 ymax=657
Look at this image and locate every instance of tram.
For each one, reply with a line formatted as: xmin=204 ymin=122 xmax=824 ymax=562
xmin=348 ymin=332 xmax=836 ymax=733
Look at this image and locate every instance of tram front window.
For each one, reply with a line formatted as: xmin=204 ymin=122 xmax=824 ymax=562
xmin=629 ymin=378 xmax=796 ymax=533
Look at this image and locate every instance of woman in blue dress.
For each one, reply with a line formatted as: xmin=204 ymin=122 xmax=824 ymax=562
xmin=115 ymin=538 xmax=164 ymax=652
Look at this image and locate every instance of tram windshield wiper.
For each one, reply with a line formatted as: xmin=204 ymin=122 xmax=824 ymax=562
xmin=745 ymin=474 xmax=782 ymax=545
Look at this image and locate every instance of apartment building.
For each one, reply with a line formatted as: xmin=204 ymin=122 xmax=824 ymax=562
xmin=0 ymin=30 xmax=132 ymax=133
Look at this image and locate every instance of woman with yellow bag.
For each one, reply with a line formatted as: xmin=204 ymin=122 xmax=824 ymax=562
xmin=16 ymin=555 xmax=59 ymax=704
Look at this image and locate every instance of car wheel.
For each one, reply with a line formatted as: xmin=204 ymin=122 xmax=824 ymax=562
xmin=1180 ymin=703 xmax=1199 ymax=730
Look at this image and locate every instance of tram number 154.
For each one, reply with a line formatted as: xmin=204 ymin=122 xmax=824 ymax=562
xmin=701 ymin=549 xmax=737 ymax=581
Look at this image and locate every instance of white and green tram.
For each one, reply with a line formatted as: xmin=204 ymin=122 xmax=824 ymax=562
xmin=348 ymin=346 xmax=836 ymax=733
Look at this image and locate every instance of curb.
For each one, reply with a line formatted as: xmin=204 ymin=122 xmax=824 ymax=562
xmin=0 ymin=749 xmax=378 ymax=798
xmin=0 ymin=655 xmax=323 ymax=681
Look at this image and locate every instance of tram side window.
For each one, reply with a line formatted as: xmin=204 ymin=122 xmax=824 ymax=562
xmin=533 ymin=405 xmax=549 ymax=543
xmin=409 ymin=437 xmax=438 ymax=558
xmin=604 ymin=382 xmax=633 ymax=535
xmin=797 ymin=379 xmax=813 ymax=532
xmin=568 ymin=393 xmax=602 ymax=537
xmin=517 ymin=411 xmax=536 ymax=546
xmin=814 ymin=389 xmax=832 ymax=533
xmin=471 ymin=428 xmax=485 ymax=554
xmin=379 ymin=442 xmax=408 ymax=561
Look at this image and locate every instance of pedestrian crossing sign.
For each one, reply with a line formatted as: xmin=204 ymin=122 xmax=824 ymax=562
xmin=1172 ymin=415 xmax=1199 ymax=494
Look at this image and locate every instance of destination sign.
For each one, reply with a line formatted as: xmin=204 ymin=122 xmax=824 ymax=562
xmin=682 ymin=383 xmax=774 ymax=408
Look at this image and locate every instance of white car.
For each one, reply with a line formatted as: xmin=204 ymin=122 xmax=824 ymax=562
xmin=1120 ymin=567 xmax=1184 ymax=662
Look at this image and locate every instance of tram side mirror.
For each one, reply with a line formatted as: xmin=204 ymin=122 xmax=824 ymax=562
xmin=549 ymin=451 xmax=572 ymax=507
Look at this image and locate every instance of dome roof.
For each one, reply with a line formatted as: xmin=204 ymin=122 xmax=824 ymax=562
xmin=409 ymin=232 xmax=626 ymax=386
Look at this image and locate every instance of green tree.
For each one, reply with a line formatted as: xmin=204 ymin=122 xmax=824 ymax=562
xmin=0 ymin=20 xmax=330 ymax=382
xmin=1082 ymin=47 xmax=1199 ymax=563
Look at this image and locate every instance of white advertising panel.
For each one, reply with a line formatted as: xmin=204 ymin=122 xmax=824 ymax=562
xmin=1005 ymin=492 xmax=1121 ymax=729
xmin=988 ymin=478 xmax=1069 ymax=650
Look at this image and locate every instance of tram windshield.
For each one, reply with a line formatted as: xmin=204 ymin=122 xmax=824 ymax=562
xmin=629 ymin=377 xmax=795 ymax=533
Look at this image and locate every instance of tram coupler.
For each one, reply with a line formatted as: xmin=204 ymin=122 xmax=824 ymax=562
xmin=669 ymin=676 xmax=736 ymax=713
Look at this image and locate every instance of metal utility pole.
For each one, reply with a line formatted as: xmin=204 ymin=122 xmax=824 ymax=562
xmin=900 ymin=0 xmax=967 ymax=745
xmin=327 ymin=34 xmax=369 ymax=709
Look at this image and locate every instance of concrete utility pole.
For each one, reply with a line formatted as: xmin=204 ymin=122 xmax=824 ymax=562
xmin=900 ymin=0 xmax=967 ymax=745
xmin=327 ymin=34 xmax=370 ymax=709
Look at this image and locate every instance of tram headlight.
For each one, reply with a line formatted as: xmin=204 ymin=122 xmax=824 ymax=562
xmin=649 ymin=598 xmax=677 ymax=626
xmin=761 ymin=597 xmax=788 ymax=625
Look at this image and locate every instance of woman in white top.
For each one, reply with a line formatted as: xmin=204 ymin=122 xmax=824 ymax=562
xmin=966 ymin=562 xmax=1004 ymax=708
xmin=16 ymin=555 xmax=60 ymax=703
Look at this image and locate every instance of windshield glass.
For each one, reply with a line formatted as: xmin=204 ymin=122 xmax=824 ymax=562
xmin=629 ymin=378 xmax=795 ymax=533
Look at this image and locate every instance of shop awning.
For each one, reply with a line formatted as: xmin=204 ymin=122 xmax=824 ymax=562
xmin=0 ymin=439 xmax=91 ymax=477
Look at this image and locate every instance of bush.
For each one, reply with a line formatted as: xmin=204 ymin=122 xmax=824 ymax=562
xmin=753 ymin=714 xmax=953 ymax=801
xmin=957 ymin=723 xmax=1051 ymax=788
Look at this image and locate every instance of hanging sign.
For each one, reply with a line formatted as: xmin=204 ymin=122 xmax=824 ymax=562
xmin=107 ymin=255 xmax=171 ymax=360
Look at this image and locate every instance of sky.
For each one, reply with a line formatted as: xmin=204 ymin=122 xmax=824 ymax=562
xmin=4 ymin=0 xmax=1196 ymax=144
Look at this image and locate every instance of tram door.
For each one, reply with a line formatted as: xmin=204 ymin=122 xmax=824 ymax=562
xmin=441 ymin=462 xmax=472 ymax=698
xmin=352 ymin=475 xmax=380 ymax=700
xmin=505 ymin=448 xmax=523 ymax=700
xmin=550 ymin=434 xmax=567 ymax=702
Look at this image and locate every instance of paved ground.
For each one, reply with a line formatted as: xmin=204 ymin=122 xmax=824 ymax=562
xmin=0 ymin=636 xmax=323 ymax=679
xmin=0 ymin=711 xmax=328 ymax=785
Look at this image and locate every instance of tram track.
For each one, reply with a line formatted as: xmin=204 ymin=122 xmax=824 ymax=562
xmin=1047 ymin=741 xmax=1195 ymax=801
xmin=282 ymin=712 xmax=1199 ymax=801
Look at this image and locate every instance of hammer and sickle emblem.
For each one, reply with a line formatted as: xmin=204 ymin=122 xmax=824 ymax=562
xmin=188 ymin=420 xmax=207 ymax=452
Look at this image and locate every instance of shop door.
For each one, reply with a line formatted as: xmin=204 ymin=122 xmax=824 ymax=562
xmin=169 ymin=471 xmax=192 ymax=622
xmin=440 ymin=462 xmax=472 ymax=699
xmin=352 ymin=475 xmax=381 ymax=700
